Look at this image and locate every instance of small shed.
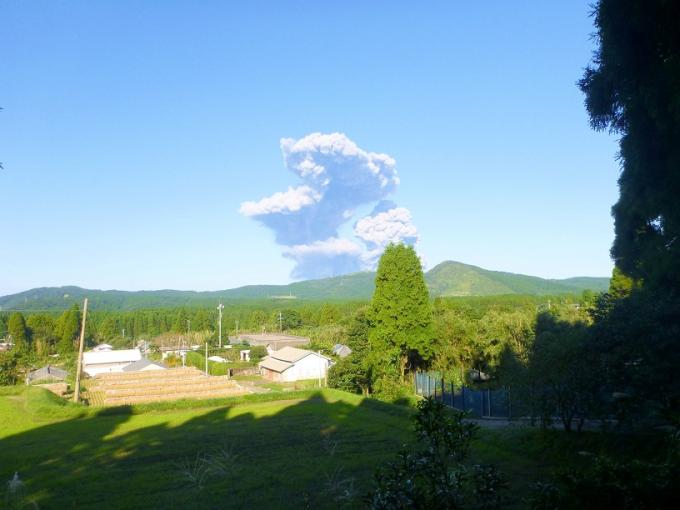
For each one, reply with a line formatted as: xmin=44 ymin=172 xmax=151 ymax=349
xmin=92 ymin=343 xmax=113 ymax=352
xmin=26 ymin=365 xmax=68 ymax=384
xmin=208 ymin=355 xmax=228 ymax=363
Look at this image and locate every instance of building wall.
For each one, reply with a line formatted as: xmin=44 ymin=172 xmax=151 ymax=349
xmin=261 ymin=367 xmax=283 ymax=382
xmin=281 ymin=355 xmax=329 ymax=382
xmin=84 ymin=362 xmax=135 ymax=377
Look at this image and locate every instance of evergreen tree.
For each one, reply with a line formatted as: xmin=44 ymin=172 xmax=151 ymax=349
xmin=369 ymin=244 xmax=435 ymax=382
xmin=8 ymin=312 xmax=30 ymax=352
xmin=58 ymin=304 xmax=80 ymax=354
xmin=579 ymin=0 xmax=680 ymax=290
xmin=26 ymin=314 xmax=56 ymax=355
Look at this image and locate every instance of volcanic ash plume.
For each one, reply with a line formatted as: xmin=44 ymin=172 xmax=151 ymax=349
xmin=240 ymin=133 xmax=419 ymax=279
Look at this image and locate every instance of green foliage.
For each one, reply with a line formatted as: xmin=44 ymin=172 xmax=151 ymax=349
xmin=7 ymin=313 xmax=29 ymax=352
xmin=328 ymin=355 xmax=371 ymax=395
xmin=248 ymin=345 xmax=267 ymax=362
xmin=278 ymin=309 xmax=302 ymax=330
xmin=590 ymin=288 xmax=680 ymax=422
xmin=368 ymin=397 xmax=505 ymax=509
xmin=0 ymin=352 xmax=20 ymax=385
xmin=56 ymin=304 xmax=80 ymax=355
xmin=529 ymin=434 xmax=680 ymax=509
xmin=369 ymin=244 xmax=435 ymax=381
xmin=579 ymin=0 xmax=680 ymax=291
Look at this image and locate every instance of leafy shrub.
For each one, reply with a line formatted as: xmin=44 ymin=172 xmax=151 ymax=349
xmin=368 ymin=397 xmax=505 ymax=509
xmin=528 ymin=432 xmax=680 ymax=509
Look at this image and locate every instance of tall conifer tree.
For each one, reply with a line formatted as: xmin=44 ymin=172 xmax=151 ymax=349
xmin=369 ymin=244 xmax=435 ymax=381
xmin=8 ymin=312 xmax=30 ymax=352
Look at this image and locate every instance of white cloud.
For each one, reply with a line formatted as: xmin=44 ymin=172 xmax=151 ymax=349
xmin=239 ymin=185 xmax=320 ymax=216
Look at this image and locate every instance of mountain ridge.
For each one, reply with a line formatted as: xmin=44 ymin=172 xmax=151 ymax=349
xmin=0 ymin=261 xmax=610 ymax=311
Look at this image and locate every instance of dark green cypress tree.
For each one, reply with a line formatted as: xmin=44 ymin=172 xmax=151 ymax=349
xmin=58 ymin=304 xmax=80 ymax=354
xmin=8 ymin=312 xmax=30 ymax=352
xmin=369 ymin=244 xmax=435 ymax=382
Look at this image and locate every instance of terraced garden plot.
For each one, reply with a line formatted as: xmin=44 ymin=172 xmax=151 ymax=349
xmin=84 ymin=367 xmax=252 ymax=406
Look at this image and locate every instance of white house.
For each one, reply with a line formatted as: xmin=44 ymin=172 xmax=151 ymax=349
xmin=259 ymin=346 xmax=332 ymax=382
xmin=83 ymin=348 xmax=142 ymax=376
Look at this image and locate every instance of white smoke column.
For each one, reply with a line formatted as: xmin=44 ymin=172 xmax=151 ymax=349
xmin=354 ymin=202 xmax=420 ymax=267
xmin=240 ymin=133 xmax=418 ymax=279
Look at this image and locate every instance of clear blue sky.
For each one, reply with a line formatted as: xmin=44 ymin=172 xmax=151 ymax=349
xmin=0 ymin=1 xmax=619 ymax=295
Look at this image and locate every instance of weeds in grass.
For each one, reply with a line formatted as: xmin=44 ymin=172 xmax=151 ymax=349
xmin=5 ymin=473 xmax=39 ymax=510
xmin=176 ymin=453 xmax=211 ymax=490
xmin=321 ymin=433 xmax=339 ymax=457
xmin=324 ymin=467 xmax=358 ymax=506
xmin=176 ymin=444 xmax=239 ymax=491
xmin=205 ymin=444 xmax=239 ymax=477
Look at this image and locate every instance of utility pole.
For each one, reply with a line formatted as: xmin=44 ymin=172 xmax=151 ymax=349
xmin=278 ymin=311 xmax=283 ymax=332
xmin=217 ymin=302 xmax=224 ymax=348
xmin=122 ymin=328 xmax=125 ymax=341
xmin=73 ymin=298 xmax=88 ymax=404
xmin=205 ymin=342 xmax=209 ymax=376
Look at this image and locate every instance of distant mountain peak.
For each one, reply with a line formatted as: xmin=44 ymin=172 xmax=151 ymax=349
xmin=0 ymin=261 xmax=610 ymax=311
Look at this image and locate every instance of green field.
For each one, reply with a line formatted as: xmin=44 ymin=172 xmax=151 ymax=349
xmin=1 ymin=386 xmax=645 ymax=509
xmin=1 ymin=387 xmax=415 ymax=509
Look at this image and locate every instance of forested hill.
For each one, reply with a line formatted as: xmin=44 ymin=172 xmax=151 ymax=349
xmin=0 ymin=261 xmax=609 ymax=311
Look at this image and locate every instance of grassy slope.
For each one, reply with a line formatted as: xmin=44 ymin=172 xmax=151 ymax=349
xmin=1 ymin=387 xmax=654 ymax=509
xmin=0 ymin=387 xmax=413 ymax=509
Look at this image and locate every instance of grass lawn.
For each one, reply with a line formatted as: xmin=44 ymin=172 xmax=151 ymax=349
xmin=0 ymin=386 xmax=413 ymax=509
xmin=1 ymin=386 xmax=652 ymax=509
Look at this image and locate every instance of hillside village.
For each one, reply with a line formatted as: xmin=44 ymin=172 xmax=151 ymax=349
xmin=22 ymin=332 xmax=341 ymax=406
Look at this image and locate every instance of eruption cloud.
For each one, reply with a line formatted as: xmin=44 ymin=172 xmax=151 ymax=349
xmin=240 ymin=133 xmax=419 ymax=279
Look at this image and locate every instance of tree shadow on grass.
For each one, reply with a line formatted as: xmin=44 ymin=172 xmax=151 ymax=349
xmin=0 ymin=391 xmax=413 ymax=509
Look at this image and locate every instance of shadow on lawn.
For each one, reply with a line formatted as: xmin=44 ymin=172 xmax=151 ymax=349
xmin=0 ymin=392 xmax=413 ymax=510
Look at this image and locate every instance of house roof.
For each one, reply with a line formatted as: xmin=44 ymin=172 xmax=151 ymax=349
xmin=259 ymin=357 xmax=293 ymax=373
xmin=269 ymin=346 xmax=332 ymax=363
xmin=83 ymin=349 xmax=142 ymax=365
xmin=92 ymin=343 xmax=113 ymax=352
xmin=121 ymin=358 xmax=166 ymax=372
xmin=27 ymin=365 xmax=68 ymax=381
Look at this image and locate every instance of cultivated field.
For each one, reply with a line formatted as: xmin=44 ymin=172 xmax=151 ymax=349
xmin=84 ymin=367 xmax=252 ymax=406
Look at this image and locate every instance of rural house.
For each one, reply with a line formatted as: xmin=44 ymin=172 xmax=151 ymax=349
xmin=83 ymin=348 xmax=142 ymax=376
xmin=258 ymin=346 xmax=332 ymax=382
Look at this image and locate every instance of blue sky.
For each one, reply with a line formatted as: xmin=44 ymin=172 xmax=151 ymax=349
xmin=0 ymin=1 xmax=619 ymax=295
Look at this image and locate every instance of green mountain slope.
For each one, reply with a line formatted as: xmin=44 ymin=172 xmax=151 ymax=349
xmin=0 ymin=261 xmax=609 ymax=311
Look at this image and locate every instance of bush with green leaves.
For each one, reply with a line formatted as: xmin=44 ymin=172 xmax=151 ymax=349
xmin=528 ymin=432 xmax=680 ymax=509
xmin=368 ymin=397 xmax=505 ymax=509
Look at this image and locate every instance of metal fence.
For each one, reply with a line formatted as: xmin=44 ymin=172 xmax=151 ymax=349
xmin=415 ymin=372 xmax=511 ymax=419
